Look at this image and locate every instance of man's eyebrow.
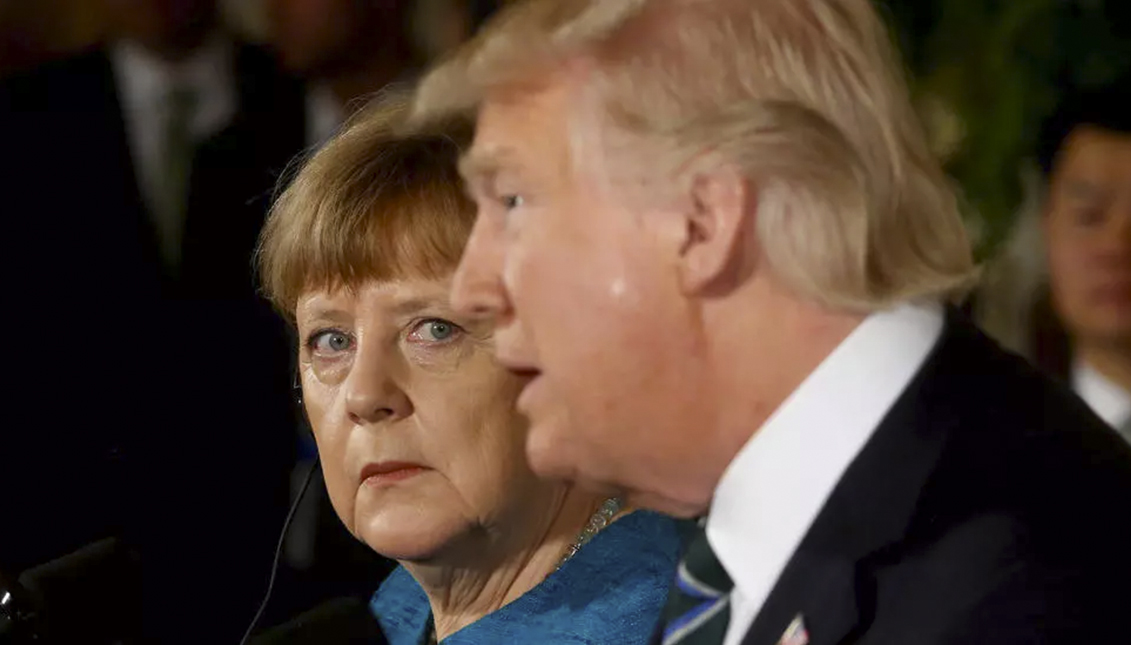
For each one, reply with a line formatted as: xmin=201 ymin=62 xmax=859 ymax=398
xmin=1064 ymin=179 xmax=1108 ymax=202
xmin=458 ymin=145 xmax=518 ymax=185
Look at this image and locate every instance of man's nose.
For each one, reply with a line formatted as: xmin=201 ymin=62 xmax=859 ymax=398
xmin=451 ymin=216 xmax=511 ymax=322
xmin=1097 ymin=202 xmax=1131 ymax=262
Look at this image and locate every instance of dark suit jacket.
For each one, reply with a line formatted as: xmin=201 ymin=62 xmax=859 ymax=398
xmin=739 ymin=314 xmax=1131 ymax=644
xmin=1028 ymin=286 xmax=1074 ymax=383
xmin=0 ymin=42 xmax=307 ymax=642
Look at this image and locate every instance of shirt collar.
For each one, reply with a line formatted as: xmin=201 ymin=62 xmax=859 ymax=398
xmin=705 ymin=301 xmax=944 ymax=617
xmin=1072 ymin=359 xmax=1131 ymax=429
xmin=113 ymin=33 xmax=237 ymax=140
xmin=305 ymin=84 xmax=345 ymax=148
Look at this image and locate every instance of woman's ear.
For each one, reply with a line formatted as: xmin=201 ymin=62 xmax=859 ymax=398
xmin=293 ymin=370 xmax=316 ymax=439
xmin=677 ymin=166 xmax=758 ymax=297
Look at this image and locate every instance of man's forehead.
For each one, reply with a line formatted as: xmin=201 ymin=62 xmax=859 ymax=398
xmin=1053 ymin=128 xmax=1128 ymax=188
xmin=461 ymin=83 xmax=579 ymax=180
xmin=478 ymin=83 xmax=571 ymax=140
xmin=459 ymin=141 xmax=522 ymax=181
xmin=1060 ymin=127 xmax=1131 ymax=168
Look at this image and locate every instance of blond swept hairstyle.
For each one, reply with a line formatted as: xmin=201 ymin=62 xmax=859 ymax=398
xmin=412 ymin=0 xmax=977 ymax=311
xmin=257 ymin=94 xmax=475 ymax=321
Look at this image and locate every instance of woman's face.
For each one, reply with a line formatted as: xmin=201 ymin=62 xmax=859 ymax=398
xmin=296 ymin=275 xmax=550 ymax=561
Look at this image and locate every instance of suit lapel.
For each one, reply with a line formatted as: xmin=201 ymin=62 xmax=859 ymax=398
xmin=741 ymin=313 xmax=976 ymax=645
xmin=741 ymin=551 xmax=858 ymax=645
xmin=100 ymin=46 xmax=174 ymax=290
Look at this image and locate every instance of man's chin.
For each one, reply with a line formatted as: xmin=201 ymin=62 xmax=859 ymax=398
xmin=525 ymin=440 xmax=581 ymax=484
xmin=524 ymin=414 xmax=579 ymax=475
xmin=625 ymin=490 xmax=709 ymax=519
xmin=1079 ymin=321 xmax=1131 ymax=352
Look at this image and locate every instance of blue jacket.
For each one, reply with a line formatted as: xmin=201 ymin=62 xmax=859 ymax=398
xmin=371 ymin=511 xmax=688 ymax=644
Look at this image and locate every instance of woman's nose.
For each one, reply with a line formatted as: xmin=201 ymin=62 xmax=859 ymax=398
xmin=343 ymin=349 xmax=413 ymax=426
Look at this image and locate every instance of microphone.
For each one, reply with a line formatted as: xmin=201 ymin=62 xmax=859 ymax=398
xmin=2 ymin=537 xmax=139 ymax=645
xmin=0 ymin=568 xmax=38 ymax=643
xmin=239 ymin=455 xmax=321 ymax=644
xmin=247 ymin=597 xmax=387 ymax=644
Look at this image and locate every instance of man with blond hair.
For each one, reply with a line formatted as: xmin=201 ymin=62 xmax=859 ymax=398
xmin=410 ymin=0 xmax=1131 ymax=643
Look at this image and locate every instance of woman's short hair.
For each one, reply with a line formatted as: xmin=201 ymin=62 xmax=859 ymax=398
xmin=411 ymin=0 xmax=978 ymax=311
xmin=257 ymin=93 xmax=475 ymax=321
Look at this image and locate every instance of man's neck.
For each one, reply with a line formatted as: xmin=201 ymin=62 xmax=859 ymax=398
xmin=402 ymin=486 xmax=608 ymax=640
xmin=1077 ymin=342 xmax=1131 ymax=394
xmin=704 ymin=280 xmax=866 ymax=496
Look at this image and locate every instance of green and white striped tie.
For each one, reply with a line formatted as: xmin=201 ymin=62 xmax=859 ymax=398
xmin=156 ymin=84 xmax=197 ymax=272
xmin=660 ymin=521 xmax=733 ymax=644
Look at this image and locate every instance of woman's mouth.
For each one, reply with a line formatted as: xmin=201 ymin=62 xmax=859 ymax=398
xmin=360 ymin=461 xmax=428 ymax=487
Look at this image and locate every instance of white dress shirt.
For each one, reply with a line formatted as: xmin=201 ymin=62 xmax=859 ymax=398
xmin=707 ymin=302 xmax=945 ymax=645
xmin=111 ymin=36 xmax=237 ymax=244
xmin=305 ymin=84 xmax=345 ymax=149
xmin=1072 ymin=360 xmax=1131 ymax=443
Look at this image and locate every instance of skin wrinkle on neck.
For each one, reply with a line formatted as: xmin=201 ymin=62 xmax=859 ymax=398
xmin=405 ymin=487 xmax=605 ymax=640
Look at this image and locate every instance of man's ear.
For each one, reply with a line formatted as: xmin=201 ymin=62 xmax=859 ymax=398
xmin=677 ymin=166 xmax=757 ymax=296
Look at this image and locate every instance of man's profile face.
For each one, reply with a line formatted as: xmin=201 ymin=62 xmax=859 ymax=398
xmin=452 ymin=77 xmax=715 ymax=516
xmin=1046 ymin=126 xmax=1131 ymax=349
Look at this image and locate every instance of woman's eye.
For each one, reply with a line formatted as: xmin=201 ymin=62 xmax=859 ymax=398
xmin=501 ymin=194 xmax=524 ymax=210
xmin=409 ymin=319 xmax=463 ymax=344
xmin=309 ymin=330 xmax=352 ymax=355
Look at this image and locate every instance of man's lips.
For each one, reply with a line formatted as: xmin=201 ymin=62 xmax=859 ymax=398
xmin=1090 ymin=282 xmax=1131 ymax=303
xmin=515 ymin=371 xmax=545 ymax=413
xmin=359 ymin=461 xmax=429 ymax=487
xmin=497 ymin=352 xmax=544 ymax=411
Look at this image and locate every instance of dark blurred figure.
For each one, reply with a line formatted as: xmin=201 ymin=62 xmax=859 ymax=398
xmin=0 ymin=1 xmax=305 ymax=642
xmin=1033 ymin=81 xmax=1131 ymax=441
xmin=266 ymin=0 xmax=420 ymax=146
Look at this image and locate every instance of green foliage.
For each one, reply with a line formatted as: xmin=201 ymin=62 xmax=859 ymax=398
xmin=881 ymin=0 xmax=1131 ymax=258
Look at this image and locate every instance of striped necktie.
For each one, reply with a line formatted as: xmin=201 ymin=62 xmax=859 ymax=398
xmin=660 ymin=522 xmax=734 ymax=645
xmin=156 ymin=83 xmax=198 ymax=273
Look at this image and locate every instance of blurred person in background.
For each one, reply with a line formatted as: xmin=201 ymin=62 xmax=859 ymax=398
xmin=0 ymin=0 xmax=304 ymax=641
xmin=264 ymin=0 xmax=498 ymax=147
xmin=265 ymin=0 xmax=420 ymax=147
xmin=1033 ymin=82 xmax=1131 ymax=442
xmin=256 ymin=95 xmax=686 ymax=645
